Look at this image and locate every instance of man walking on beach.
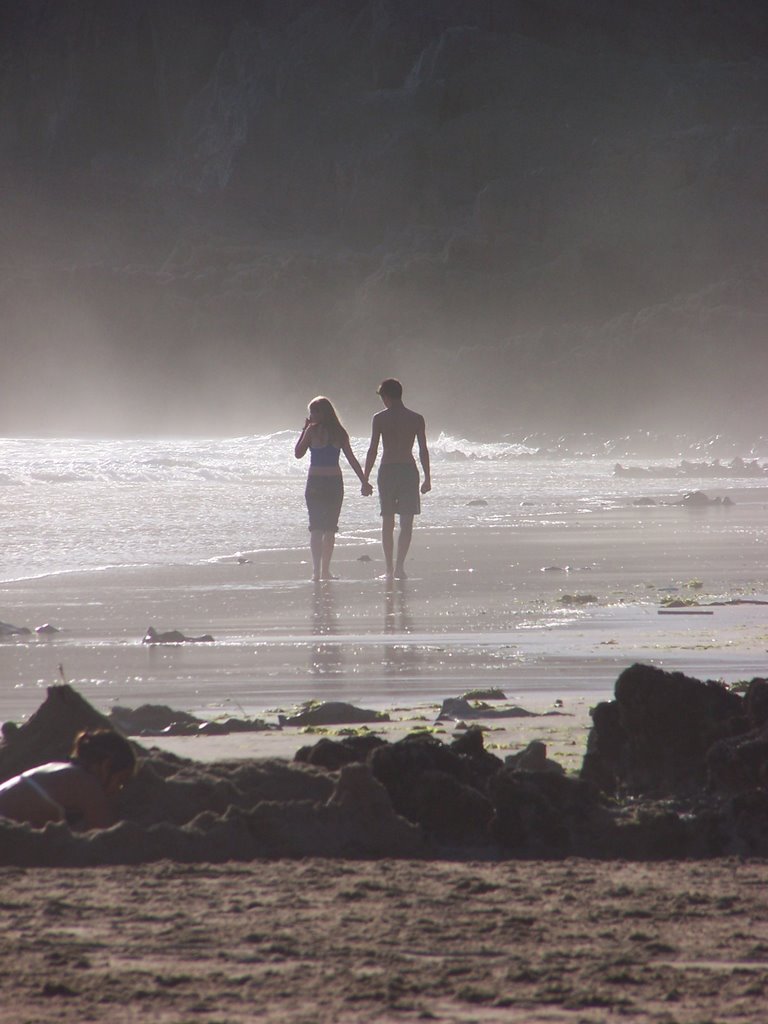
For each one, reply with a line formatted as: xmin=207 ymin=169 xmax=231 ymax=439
xmin=364 ymin=378 xmax=431 ymax=580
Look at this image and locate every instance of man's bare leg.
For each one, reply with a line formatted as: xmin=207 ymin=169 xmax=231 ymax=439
xmin=309 ymin=530 xmax=323 ymax=581
xmin=320 ymin=531 xmax=336 ymax=580
xmin=381 ymin=513 xmax=396 ymax=578
xmin=395 ymin=514 xmax=414 ymax=579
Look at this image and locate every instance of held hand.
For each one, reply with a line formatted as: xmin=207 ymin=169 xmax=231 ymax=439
xmin=420 ymin=479 xmax=432 ymax=494
xmin=361 ymin=481 xmax=374 ymax=496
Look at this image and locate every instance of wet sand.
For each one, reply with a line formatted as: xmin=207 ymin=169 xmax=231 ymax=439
xmin=1 ymin=503 xmax=767 ymax=754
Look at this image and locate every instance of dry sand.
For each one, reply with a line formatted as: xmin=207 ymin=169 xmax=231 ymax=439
xmin=4 ymin=858 xmax=768 ymax=1023
xmin=2 ymin=505 xmax=768 ymax=1021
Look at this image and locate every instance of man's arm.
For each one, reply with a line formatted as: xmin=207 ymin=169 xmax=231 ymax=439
xmin=363 ymin=417 xmax=381 ymax=483
xmin=417 ymin=416 xmax=431 ymax=493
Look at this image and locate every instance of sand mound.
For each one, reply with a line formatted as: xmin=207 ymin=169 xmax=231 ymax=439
xmin=0 ymin=684 xmax=138 ymax=781
xmin=0 ymin=686 xmax=425 ymax=866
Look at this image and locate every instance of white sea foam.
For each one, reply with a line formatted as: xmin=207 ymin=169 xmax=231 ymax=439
xmin=1 ymin=431 xmax=765 ymax=583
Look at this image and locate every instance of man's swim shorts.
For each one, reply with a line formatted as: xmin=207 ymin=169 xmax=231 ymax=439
xmin=377 ymin=462 xmax=420 ymax=517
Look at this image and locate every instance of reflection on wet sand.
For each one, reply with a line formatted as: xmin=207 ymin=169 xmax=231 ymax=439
xmin=383 ymin=580 xmax=423 ymax=675
xmin=309 ymin=581 xmax=343 ymax=677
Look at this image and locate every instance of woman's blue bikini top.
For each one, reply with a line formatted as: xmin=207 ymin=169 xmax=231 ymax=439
xmin=310 ymin=444 xmax=341 ymax=468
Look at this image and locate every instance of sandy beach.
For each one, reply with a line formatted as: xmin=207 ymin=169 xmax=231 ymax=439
xmin=3 ymin=502 xmax=768 ymax=1021
xmin=4 ymin=857 xmax=768 ymax=1024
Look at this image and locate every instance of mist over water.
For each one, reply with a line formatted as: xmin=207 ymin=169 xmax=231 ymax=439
xmin=1 ymin=2 xmax=767 ymax=438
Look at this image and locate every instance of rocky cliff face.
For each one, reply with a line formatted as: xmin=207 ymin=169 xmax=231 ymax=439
xmin=1 ymin=1 xmax=766 ymax=434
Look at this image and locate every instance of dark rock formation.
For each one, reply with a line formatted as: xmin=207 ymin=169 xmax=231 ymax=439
xmin=142 ymin=626 xmax=215 ymax=644
xmin=9 ymin=673 xmax=768 ymax=865
xmin=34 ymin=623 xmax=59 ymax=635
xmin=109 ymin=703 xmax=273 ymax=737
xmin=436 ymin=698 xmax=542 ymax=722
xmin=490 ymin=771 xmax=606 ymax=858
xmin=706 ymin=679 xmax=768 ymax=795
xmin=278 ymin=702 xmax=389 ymax=727
xmin=0 ymin=621 xmax=31 ymax=637
xmin=676 ymin=491 xmax=734 ymax=508
xmin=110 ymin=704 xmax=207 ymax=735
xmin=505 ymin=740 xmax=564 ymax=775
xmin=295 ymin=734 xmax=387 ymax=770
xmin=367 ymin=731 xmax=502 ymax=843
xmin=459 ymin=688 xmax=507 ymax=701
xmin=616 ymin=459 xmax=768 ymax=479
xmin=581 ymin=663 xmax=746 ymax=797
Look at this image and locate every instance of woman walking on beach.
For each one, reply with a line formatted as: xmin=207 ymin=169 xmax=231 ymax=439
xmin=295 ymin=396 xmax=372 ymax=581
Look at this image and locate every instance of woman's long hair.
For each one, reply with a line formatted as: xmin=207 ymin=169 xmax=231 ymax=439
xmin=308 ymin=396 xmax=346 ymax=447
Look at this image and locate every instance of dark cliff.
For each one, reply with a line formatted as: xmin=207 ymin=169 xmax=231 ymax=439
xmin=1 ymin=1 xmax=766 ymax=435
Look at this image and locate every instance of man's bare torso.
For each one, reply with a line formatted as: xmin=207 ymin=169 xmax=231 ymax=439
xmin=375 ymin=404 xmax=424 ymax=464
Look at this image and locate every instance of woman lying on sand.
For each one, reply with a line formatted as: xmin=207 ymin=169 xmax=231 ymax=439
xmin=0 ymin=729 xmax=136 ymax=830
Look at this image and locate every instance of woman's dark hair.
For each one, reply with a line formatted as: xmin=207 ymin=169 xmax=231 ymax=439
xmin=308 ymin=396 xmax=346 ymax=446
xmin=71 ymin=729 xmax=136 ymax=776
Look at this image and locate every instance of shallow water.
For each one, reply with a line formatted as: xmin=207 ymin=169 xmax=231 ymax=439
xmin=2 ymin=430 xmax=767 ymax=583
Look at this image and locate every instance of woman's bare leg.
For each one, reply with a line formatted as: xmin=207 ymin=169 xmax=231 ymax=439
xmin=320 ymin=531 xmax=336 ymax=580
xmin=310 ymin=530 xmax=323 ymax=581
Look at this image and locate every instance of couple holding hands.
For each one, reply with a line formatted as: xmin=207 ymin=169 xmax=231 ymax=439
xmin=295 ymin=378 xmax=431 ymax=582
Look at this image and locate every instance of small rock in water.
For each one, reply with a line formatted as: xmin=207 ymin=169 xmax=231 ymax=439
xmin=279 ymin=701 xmax=389 ymax=727
xmin=0 ymin=621 xmax=31 ymax=636
xmin=677 ymin=490 xmax=735 ymax=508
xmin=466 ymin=498 xmax=488 ymax=507
xmin=143 ymin=626 xmax=215 ymax=644
xmin=357 ymin=554 xmax=372 ymax=562
xmin=35 ymin=623 xmax=59 ymax=635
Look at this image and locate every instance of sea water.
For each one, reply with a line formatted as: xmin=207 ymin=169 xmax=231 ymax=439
xmin=2 ymin=431 xmax=766 ymax=584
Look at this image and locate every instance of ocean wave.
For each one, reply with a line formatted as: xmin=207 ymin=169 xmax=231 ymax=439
xmin=4 ymin=431 xmax=766 ymax=487
xmin=433 ymin=430 xmax=768 ymax=461
xmin=431 ymin=432 xmax=543 ymax=460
